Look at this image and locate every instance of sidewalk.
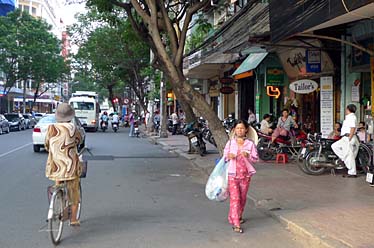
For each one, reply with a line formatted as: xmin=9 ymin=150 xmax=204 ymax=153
xmin=147 ymin=132 xmax=374 ymax=248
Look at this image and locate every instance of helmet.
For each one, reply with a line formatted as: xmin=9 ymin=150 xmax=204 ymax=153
xmin=132 ymin=110 xmax=136 ymax=113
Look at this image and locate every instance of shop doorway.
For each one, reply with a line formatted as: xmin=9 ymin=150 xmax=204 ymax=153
xmin=238 ymin=77 xmax=255 ymax=120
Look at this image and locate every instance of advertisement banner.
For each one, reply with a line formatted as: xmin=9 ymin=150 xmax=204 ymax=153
xmin=320 ymin=76 xmax=334 ymax=138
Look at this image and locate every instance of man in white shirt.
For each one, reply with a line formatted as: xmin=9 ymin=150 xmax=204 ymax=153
xmin=331 ymin=104 xmax=359 ymax=178
xmin=171 ymin=112 xmax=179 ymax=135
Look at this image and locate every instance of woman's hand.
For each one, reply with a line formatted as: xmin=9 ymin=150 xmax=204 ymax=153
xmin=241 ymin=151 xmax=249 ymax=157
xmin=228 ymin=153 xmax=236 ymax=159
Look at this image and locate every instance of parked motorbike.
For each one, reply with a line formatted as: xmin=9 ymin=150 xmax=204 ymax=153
xmin=198 ymin=117 xmax=217 ymax=147
xmin=112 ymin=122 xmax=119 ymax=132
xmin=301 ymin=134 xmax=372 ymax=175
xmin=184 ymin=122 xmax=206 ymax=156
xmin=168 ymin=119 xmax=185 ymax=135
xmin=223 ymin=114 xmax=236 ymax=134
xmin=257 ymin=127 xmax=307 ymax=161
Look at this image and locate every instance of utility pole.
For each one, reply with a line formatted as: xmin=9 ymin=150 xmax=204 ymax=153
xmin=159 ymin=72 xmax=168 ymax=138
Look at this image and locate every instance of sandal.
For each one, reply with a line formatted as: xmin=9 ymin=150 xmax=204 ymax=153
xmin=240 ymin=218 xmax=246 ymax=224
xmin=70 ymin=220 xmax=80 ymax=227
xmin=232 ymin=226 xmax=243 ymax=233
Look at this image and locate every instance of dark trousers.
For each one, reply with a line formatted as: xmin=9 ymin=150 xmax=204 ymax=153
xmin=172 ymin=124 xmax=178 ymax=135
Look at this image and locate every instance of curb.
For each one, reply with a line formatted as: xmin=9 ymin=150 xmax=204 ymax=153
xmin=146 ymin=134 xmax=351 ymax=248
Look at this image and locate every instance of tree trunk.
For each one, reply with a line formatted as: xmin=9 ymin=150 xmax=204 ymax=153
xmin=107 ymin=85 xmax=116 ymax=112
xmin=167 ymin=74 xmax=228 ymax=155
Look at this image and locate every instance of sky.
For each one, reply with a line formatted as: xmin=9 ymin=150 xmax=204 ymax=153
xmin=59 ymin=1 xmax=87 ymax=26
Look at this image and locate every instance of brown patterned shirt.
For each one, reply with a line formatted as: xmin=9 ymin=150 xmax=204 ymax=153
xmin=45 ymin=122 xmax=82 ymax=181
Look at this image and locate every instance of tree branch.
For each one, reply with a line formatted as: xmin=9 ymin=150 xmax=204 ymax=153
xmin=129 ymin=0 xmax=151 ymax=24
xmin=175 ymin=0 xmax=210 ymax=67
xmin=159 ymin=0 xmax=178 ymax=58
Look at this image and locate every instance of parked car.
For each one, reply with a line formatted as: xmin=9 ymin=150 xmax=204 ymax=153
xmin=34 ymin=112 xmax=45 ymax=122
xmin=32 ymin=114 xmax=86 ymax=152
xmin=23 ymin=113 xmax=37 ymax=129
xmin=0 ymin=114 xmax=10 ymax=135
xmin=4 ymin=113 xmax=26 ymax=131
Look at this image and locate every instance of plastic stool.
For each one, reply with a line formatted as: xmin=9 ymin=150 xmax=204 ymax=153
xmin=276 ymin=153 xmax=288 ymax=164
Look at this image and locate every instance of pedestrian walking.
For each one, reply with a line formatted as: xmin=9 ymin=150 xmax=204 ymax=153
xmin=224 ymin=120 xmax=258 ymax=233
xmin=332 ymin=104 xmax=359 ymax=178
xmin=129 ymin=110 xmax=136 ymax=137
xmin=171 ymin=111 xmax=178 ymax=135
xmin=45 ymin=103 xmax=82 ymax=226
xmin=145 ymin=110 xmax=150 ymax=128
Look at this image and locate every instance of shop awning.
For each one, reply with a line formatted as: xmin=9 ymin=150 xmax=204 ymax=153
xmin=232 ymin=53 xmax=268 ymax=79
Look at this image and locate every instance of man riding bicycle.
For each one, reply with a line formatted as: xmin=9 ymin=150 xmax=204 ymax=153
xmin=45 ymin=103 xmax=82 ymax=226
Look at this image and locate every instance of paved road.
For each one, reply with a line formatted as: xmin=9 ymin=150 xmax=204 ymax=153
xmin=0 ymin=127 xmax=305 ymax=248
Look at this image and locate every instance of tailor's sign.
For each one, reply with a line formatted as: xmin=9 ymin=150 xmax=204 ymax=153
xmin=289 ymin=79 xmax=318 ymax=94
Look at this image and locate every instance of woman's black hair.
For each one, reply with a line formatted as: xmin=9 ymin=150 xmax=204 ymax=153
xmin=359 ymin=121 xmax=365 ymax=126
xmin=263 ymin=114 xmax=271 ymax=119
xmin=233 ymin=119 xmax=249 ymax=130
xmin=282 ymin=108 xmax=289 ymax=113
xmin=346 ymin=104 xmax=357 ymax=113
xmin=335 ymin=122 xmax=342 ymax=127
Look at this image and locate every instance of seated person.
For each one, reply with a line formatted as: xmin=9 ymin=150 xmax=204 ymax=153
xmin=260 ymin=114 xmax=273 ymax=135
xmin=328 ymin=122 xmax=341 ymax=140
xmin=271 ymin=109 xmax=298 ymax=144
xmin=357 ymin=121 xmax=367 ymax=143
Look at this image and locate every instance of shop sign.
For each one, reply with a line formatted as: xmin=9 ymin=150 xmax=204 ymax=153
xmin=266 ymin=86 xmax=281 ymax=99
xmin=320 ymin=76 xmax=334 ymax=138
xmin=289 ymin=79 xmax=318 ymax=94
xmin=220 ymin=86 xmax=234 ymax=94
xmin=266 ymin=67 xmax=284 ymax=86
xmin=306 ymin=49 xmax=321 ymax=73
xmin=352 ymin=85 xmax=360 ymax=102
xmin=220 ymin=77 xmax=234 ymax=85
xmin=209 ymin=86 xmax=220 ymax=97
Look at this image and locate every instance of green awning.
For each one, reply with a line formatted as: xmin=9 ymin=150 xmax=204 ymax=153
xmin=232 ymin=52 xmax=268 ymax=76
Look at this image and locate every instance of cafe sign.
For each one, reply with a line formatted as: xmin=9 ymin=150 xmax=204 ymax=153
xmin=289 ymin=79 xmax=318 ymax=94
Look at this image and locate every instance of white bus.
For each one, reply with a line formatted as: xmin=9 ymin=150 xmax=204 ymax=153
xmin=69 ymin=95 xmax=100 ymax=132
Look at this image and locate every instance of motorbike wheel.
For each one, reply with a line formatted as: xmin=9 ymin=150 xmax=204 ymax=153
xmin=303 ymin=151 xmax=326 ymax=175
xmin=209 ymin=137 xmax=217 ymax=147
xmin=257 ymin=138 xmax=274 ymax=161
xmin=356 ymin=145 xmax=371 ymax=173
xmin=296 ymin=149 xmax=310 ymax=174
xmin=114 ymin=128 xmax=118 ymax=133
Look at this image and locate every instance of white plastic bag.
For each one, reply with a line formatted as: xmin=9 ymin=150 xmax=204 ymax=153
xmin=205 ymin=157 xmax=229 ymax=202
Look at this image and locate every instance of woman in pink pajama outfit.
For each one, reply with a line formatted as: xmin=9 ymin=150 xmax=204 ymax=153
xmin=224 ymin=120 xmax=258 ymax=233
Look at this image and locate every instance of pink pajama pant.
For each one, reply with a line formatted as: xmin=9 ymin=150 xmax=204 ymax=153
xmin=228 ymin=176 xmax=251 ymax=227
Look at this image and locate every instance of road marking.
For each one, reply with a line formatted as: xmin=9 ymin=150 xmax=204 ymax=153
xmin=0 ymin=142 xmax=32 ymax=158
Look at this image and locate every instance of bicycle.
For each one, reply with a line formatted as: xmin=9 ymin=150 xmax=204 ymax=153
xmin=47 ymin=152 xmax=87 ymax=245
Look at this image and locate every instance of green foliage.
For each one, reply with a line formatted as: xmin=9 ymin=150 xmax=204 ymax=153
xmin=70 ymin=7 xmax=155 ymax=108
xmin=0 ymin=10 xmax=68 ymax=94
xmin=185 ymin=15 xmax=213 ymax=54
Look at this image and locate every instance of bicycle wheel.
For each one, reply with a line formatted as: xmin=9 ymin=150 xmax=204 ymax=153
xmin=76 ymin=183 xmax=82 ymax=220
xmin=48 ymin=190 xmax=64 ymax=245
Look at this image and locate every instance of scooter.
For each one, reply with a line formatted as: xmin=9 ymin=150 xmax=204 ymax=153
xmin=257 ymin=127 xmax=307 ymax=161
xmin=301 ymin=134 xmax=372 ymax=175
xmin=184 ymin=122 xmax=206 ymax=156
xmin=101 ymin=121 xmax=108 ymax=132
xmin=112 ymin=122 xmax=119 ymax=132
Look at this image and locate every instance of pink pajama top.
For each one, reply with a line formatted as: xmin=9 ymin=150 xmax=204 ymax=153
xmin=224 ymin=138 xmax=258 ymax=179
